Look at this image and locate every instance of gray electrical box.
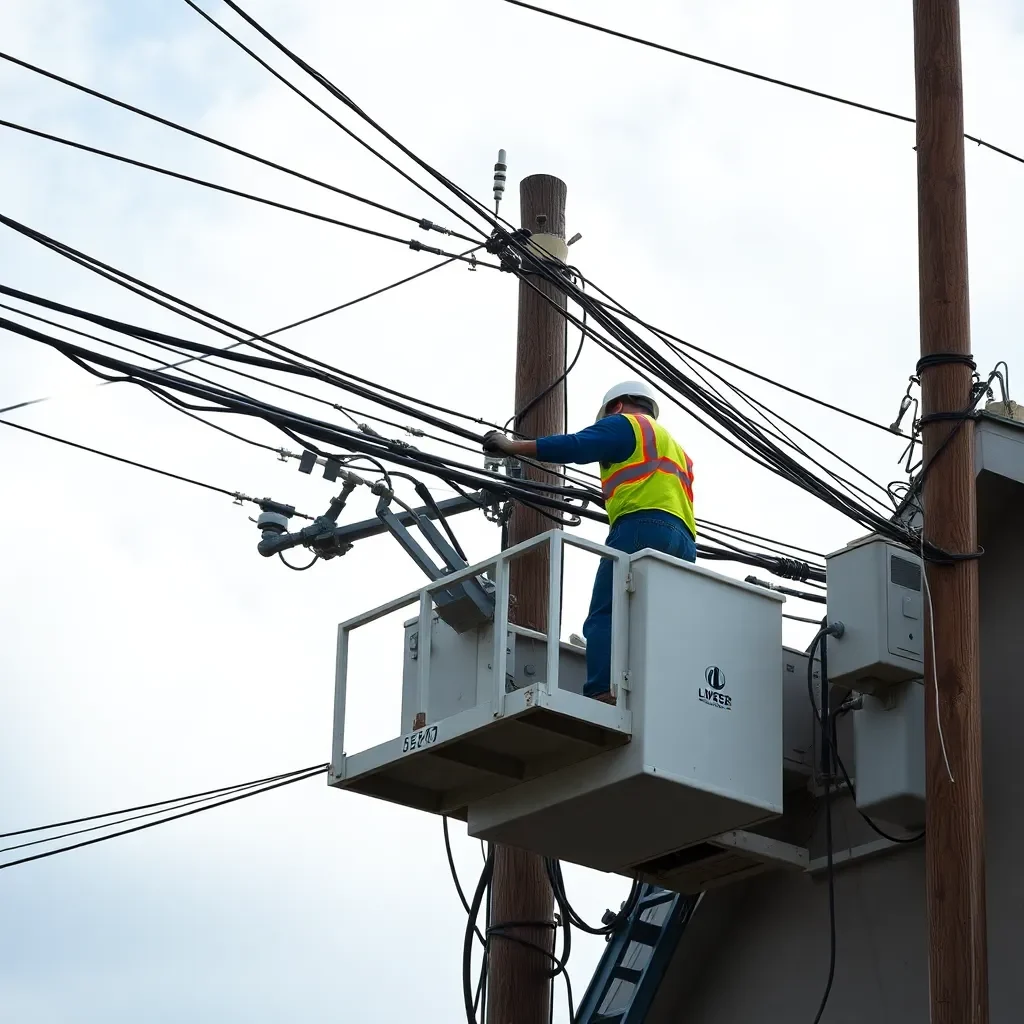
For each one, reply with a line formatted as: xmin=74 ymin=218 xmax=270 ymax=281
xmin=781 ymin=646 xmax=819 ymax=790
xmin=825 ymin=535 xmax=924 ymax=693
xmin=853 ymin=680 xmax=925 ymax=829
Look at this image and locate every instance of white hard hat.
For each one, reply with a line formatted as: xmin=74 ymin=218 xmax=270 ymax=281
xmin=595 ymin=380 xmax=660 ymax=422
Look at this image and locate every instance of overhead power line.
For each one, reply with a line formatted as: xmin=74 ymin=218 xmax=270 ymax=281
xmin=0 ymin=246 xmax=480 ymax=416
xmin=0 ymin=764 xmax=327 ymax=871
xmin=2 ymin=303 xmax=828 ymax=583
xmin=200 ymin=2 xmax=891 ymax=505
xmin=8 ymin=23 xmax=896 ymax=508
xmin=0 ymin=213 xmax=501 ymax=442
xmin=0 ymin=769 xmax=318 ymax=853
xmin=0 ymin=118 xmax=466 ymax=249
xmin=198 ymin=0 xmax=906 ymax=517
xmin=490 ymin=225 xmax=929 ymax=555
xmin=2 ymin=284 xmax=827 ymax=577
xmin=7 ymin=0 xmax=884 ymax=574
xmin=0 ymin=309 xmax=599 ymax=509
xmin=0 ymin=294 xmax=497 ymax=480
xmin=168 ymin=3 xmax=928 ymax=559
xmin=0 ymin=215 xmax=594 ymax=504
xmin=0 ymin=416 xmax=309 ymax=517
xmin=586 ymin=291 xmax=910 ymax=439
xmin=181 ymin=0 xmax=489 ymax=239
xmin=494 ymin=0 xmax=1024 ymax=167
xmin=0 ymin=56 xmax=864 ymax=577
xmin=206 ymin=0 xmax=508 ymax=236
xmin=0 ymin=51 xmax=477 ymax=240
xmin=1 ymin=766 xmax=320 ymax=839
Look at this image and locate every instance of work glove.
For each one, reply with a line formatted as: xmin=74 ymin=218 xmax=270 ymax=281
xmin=482 ymin=430 xmax=512 ymax=454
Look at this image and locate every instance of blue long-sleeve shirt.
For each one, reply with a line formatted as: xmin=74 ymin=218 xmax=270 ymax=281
xmin=535 ymin=415 xmax=693 ymax=537
xmin=535 ymin=414 xmax=636 ymax=466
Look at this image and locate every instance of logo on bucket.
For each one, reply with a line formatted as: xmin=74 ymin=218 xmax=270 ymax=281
xmin=698 ymin=666 xmax=732 ymax=709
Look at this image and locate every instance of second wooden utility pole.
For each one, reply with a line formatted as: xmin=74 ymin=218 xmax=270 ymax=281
xmin=486 ymin=173 xmax=568 ymax=1024
xmin=912 ymin=1 xmax=989 ymax=1022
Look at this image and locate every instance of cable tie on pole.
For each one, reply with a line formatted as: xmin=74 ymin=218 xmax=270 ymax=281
xmin=918 ymin=410 xmax=981 ymax=427
xmin=915 ymin=353 xmax=977 ymax=373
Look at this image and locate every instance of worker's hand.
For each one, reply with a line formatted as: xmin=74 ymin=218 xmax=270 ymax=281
xmin=482 ymin=430 xmax=514 ymax=455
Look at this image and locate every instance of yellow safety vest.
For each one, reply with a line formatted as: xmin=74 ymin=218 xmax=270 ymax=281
xmin=600 ymin=414 xmax=696 ymax=536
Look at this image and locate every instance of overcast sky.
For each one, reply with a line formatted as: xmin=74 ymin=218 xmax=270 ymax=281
xmin=1 ymin=1 xmax=1022 ymax=1021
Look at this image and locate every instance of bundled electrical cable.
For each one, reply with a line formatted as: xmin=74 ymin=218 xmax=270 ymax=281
xmin=0 ymin=278 xmax=833 ymax=584
xmin=186 ymin=1 xmax=940 ymax=564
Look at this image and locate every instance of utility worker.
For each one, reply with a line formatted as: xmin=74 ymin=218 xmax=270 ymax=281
xmin=482 ymin=381 xmax=696 ymax=703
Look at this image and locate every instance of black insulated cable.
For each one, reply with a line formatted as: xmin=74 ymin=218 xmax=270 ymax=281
xmin=0 ymin=118 xmax=456 ymax=249
xmin=0 ymin=416 xmax=310 ymax=514
xmin=4 ymin=313 xmax=840 ymax=583
xmin=186 ymin=0 xmax=956 ymax=559
xmin=0 ymin=766 xmax=316 ymax=839
xmin=0 ymin=53 xmax=476 ymax=240
xmin=0 ymin=765 xmax=327 ymax=871
xmin=806 ymin=627 xmax=839 ymax=1024
xmin=0 ymin=215 xmax=500 ymax=437
xmin=463 ymin=849 xmax=494 ymax=1024
xmin=0 ymin=774 xmax=296 ymax=855
xmin=497 ymin=233 xmax=947 ymax=558
xmin=494 ymin=0 xmax=1024 ymax=168
xmin=0 ymin=318 xmax=605 ymax=521
xmin=182 ymin=0 xmax=488 ymax=241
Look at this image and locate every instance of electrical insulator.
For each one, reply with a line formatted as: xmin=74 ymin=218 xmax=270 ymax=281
xmin=493 ymin=148 xmax=507 ymax=210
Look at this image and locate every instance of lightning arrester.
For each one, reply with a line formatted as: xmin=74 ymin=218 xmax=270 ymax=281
xmin=493 ymin=149 xmax=507 ymax=209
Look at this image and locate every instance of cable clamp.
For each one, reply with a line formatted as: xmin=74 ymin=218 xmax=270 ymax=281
xmin=776 ymin=557 xmax=811 ymax=581
xmin=485 ymin=227 xmax=531 ymax=273
xmin=407 ymin=239 xmax=445 ymax=256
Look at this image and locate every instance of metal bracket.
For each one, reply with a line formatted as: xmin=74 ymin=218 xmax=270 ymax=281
xmin=806 ymin=837 xmax=902 ymax=874
xmin=375 ymin=494 xmax=495 ymax=633
xmin=256 ymin=489 xmax=493 ymax=561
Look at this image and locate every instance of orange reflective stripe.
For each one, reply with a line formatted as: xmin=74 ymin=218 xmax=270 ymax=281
xmin=602 ymin=460 xmax=656 ymax=497
xmin=656 ymin=457 xmax=694 ymax=502
xmin=602 ymin=456 xmax=693 ymax=501
xmin=636 ymin=415 xmax=657 ymax=461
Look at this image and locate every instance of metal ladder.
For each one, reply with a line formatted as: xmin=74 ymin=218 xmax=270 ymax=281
xmin=575 ymin=885 xmax=701 ymax=1024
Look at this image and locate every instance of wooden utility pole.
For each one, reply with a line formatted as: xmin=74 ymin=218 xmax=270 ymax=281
xmin=913 ymin=2 xmax=989 ymax=1022
xmin=486 ymin=173 xmax=568 ymax=1024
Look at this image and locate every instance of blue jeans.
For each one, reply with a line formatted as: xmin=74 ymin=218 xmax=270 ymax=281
xmin=582 ymin=512 xmax=697 ymax=697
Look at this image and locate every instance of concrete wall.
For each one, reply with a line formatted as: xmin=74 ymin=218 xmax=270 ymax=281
xmin=648 ymin=469 xmax=1023 ymax=1023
